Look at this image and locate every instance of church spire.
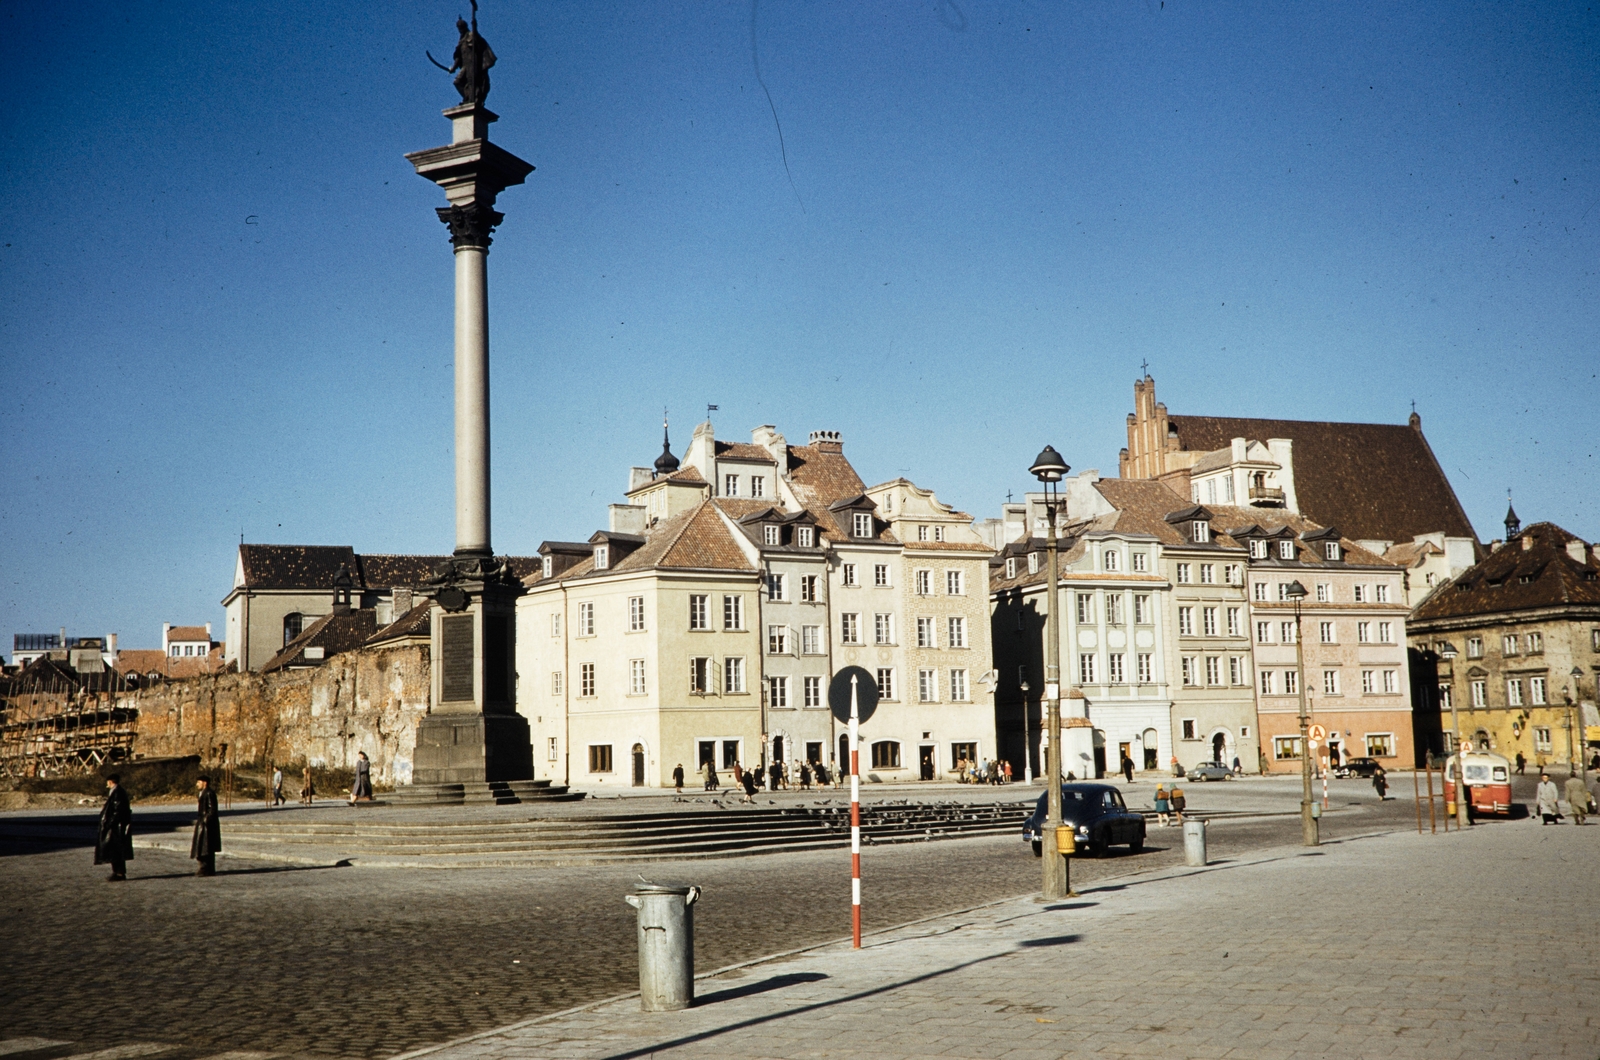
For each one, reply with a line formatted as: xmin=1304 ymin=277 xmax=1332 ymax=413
xmin=1504 ymin=491 xmax=1520 ymax=539
xmin=653 ymin=409 xmax=680 ymax=477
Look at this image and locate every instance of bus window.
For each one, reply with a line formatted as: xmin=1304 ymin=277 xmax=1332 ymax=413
xmin=1492 ymin=766 xmax=1508 ymax=781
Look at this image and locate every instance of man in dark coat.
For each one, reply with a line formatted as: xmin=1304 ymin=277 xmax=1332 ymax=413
xmin=1121 ymin=753 xmax=1136 ymax=784
xmin=191 ymin=775 xmax=221 ymax=876
xmin=94 ymin=773 xmax=133 ymax=881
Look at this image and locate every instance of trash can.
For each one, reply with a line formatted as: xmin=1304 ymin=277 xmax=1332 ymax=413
xmin=624 ymin=882 xmax=701 ymax=1011
xmin=1182 ymin=819 xmax=1207 ymax=867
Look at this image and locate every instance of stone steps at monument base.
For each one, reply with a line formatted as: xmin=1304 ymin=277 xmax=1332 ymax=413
xmin=385 ymin=780 xmax=585 ymax=806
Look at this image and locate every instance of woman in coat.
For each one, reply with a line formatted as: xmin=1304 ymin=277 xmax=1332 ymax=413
xmin=190 ymin=775 xmax=222 ymax=876
xmin=1536 ymin=773 xmax=1562 ymax=824
xmin=349 ymin=751 xmax=373 ymax=803
xmin=95 ymin=773 xmax=133 ymax=881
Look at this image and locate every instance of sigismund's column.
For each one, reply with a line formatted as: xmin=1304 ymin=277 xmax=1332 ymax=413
xmin=403 ymin=16 xmax=535 ymax=798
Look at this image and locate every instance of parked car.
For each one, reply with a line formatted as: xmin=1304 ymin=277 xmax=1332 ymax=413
xmin=1336 ymin=757 xmax=1383 ymax=779
xmin=1023 ymin=783 xmax=1147 ymax=857
xmin=1186 ymin=761 xmax=1232 ymax=781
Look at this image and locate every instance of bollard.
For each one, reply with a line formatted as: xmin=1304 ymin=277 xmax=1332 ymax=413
xmin=1182 ymin=818 xmax=1207 ymax=867
xmin=624 ymin=882 xmax=701 ymax=1011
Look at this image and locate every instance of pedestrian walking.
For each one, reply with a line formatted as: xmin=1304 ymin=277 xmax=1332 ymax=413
xmin=769 ymin=760 xmax=782 ymax=792
xmin=1372 ymin=767 xmax=1389 ymax=801
xmin=1514 ymin=752 xmax=1526 ymax=776
xmin=815 ymin=760 xmax=830 ymax=788
xmin=1121 ymin=753 xmax=1135 ymax=784
xmin=1003 ymin=759 xmax=1013 ymax=784
xmin=740 ymin=767 xmax=758 ymax=804
xmin=800 ymin=761 xmax=812 ymax=789
xmin=349 ymin=751 xmax=373 ymax=803
xmin=731 ymin=761 xmax=744 ymax=787
xmin=300 ymin=765 xmax=315 ymax=805
xmin=191 ymin=775 xmax=221 ymax=876
xmin=1564 ymin=774 xmax=1592 ymax=825
xmin=272 ymin=765 xmax=285 ymax=806
xmin=1153 ymin=784 xmax=1170 ymax=827
xmin=702 ymin=760 xmax=718 ymax=791
xmin=95 ymin=773 xmax=133 ymax=882
xmin=1169 ymin=784 xmax=1187 ymax=824
xmin=1536 ymin=773 xmax=1562 ymax=824
xmin=672 ymin=763 xmax=685 ymax=793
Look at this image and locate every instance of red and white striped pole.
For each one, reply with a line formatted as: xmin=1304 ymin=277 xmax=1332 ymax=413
xmin=850 ymin=673 xmax=862 ymax=948
xmin=1322 ymin=759 xmax=1329 ymax=811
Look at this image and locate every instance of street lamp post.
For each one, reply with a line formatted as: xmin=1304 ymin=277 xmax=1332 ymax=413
xmin=1283 ymin=580 xmax=1317 ymax=846
xmin=1030 ymin=444 xmax=1070 ymax=900
xmin=1020 ymin=679 xmax=1033 ymax=784
xmin=1439 ymin=642 xmax=1467 ymax=826
xmin=1568 ymin=666 xmax=1586 ymax=783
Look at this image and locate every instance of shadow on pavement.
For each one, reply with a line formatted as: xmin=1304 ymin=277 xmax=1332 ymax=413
xmin=695 ymin=972 xmax=829 ymax=1007
xmin=1018 ymin=933 xmax=1082 ymax=948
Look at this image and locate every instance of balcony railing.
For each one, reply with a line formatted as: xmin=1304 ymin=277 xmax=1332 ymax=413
xmin=1249 ymin=486 xmax=1286 ymax=505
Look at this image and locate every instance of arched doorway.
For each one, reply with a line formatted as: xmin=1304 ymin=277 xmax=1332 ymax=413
xmin=631 ymin=744 xmax=645 ymax=787
xmin=1142 ymin=728 xmax=1160 ymax=770
xmin=1211 ymin=733 xmax=1226 ymax=764
xmin=773 ymin=735 xmax=785 ymax=766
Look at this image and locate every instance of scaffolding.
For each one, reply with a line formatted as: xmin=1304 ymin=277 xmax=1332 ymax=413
xmin=0 ymin=664 xmax=140 ymax=778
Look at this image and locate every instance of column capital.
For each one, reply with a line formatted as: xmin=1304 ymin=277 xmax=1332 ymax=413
xmin=436 ymin=203 xmax=504 ymax=250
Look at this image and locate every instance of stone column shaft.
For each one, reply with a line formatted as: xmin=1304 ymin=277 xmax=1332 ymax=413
xmin=454 ymin=244 xmax=491 ymax=557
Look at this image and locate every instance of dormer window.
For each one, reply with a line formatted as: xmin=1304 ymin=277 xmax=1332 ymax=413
xmin=542 ymin=555 xmax=553 ymax=578
xmin=853 ymin=512 xmax=873 ymax=538
xmin=1324 ymin=542 xmax=1341 ymax=561
xmin=1192 ymin=521 xmax=1210 ymax=543
xmin=797 ymin=526 xmax=814 ymax=548
xmin=1277 ymin=540 xmax=1296 ymax=560
xmin=594 ymin=545 xmax=610 ymax=570
xmin=764 ymin=525 xmax=781 ymax=546
xmin=1250 ymin=540 xmax=1268 ymax=560
xmin=1006 ymin=557 xmax=1017 ymax=579
xmin=1028 ymin=552 xmax=1040 ymax=575
xmin=723 ymin=474 xmax=738 ymax=497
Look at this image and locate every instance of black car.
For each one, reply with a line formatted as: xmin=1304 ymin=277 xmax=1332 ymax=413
xmin=1336 ymin=757 xmax=1383 ymax=779
xmin=1022 ymin=783 xmax=1147 ymax=857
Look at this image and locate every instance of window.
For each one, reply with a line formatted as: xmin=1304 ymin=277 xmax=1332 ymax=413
xmin=866 ymin=563 xmax=887 ymax=588
xmin=804 ymin=676 xmax=822 ymax=708
xmin=1502 ymin=634 xmax=1518 ymax=656
xmin=871 ymin=741 xmax=902 ymax=769
xmin=723 ymin=595 xmax=744 ymax=630
xmin=1104 ymin=550 xmax=1120 ymax=571
xmin=1181 ymin=718 xmax=1198 ymax=740
xmin=1531 ymin=676 xmax=1546 ymax=704
xmin=934 ymin=525 xmax=945 ymax=542
xmin=1383 ymin=669 xmax=1398 ymax=694
xmin=1467 ymin=636 xmax=1483 ymax=658
xmin=1470 ymin=679 xmax=1486 ymax=708
xmin=947 ymin=616 xmax=967 ymax=648
xmin=1108 ymin=653 xmax=1125 ymax=683
xmin=918 ymin=669 xmax=938 ymax=702
xmin=1253 ymin=581 xmax=1268 ymax=601
xmin=1250 ymin=540 xmax=1268 ymax=560
xmin=689 ymin=657 xmax=711 ymax=694
xmin=768 ymin=675 xmax=788 ymax=708
xmin=766 ymin=573 xmax=786 ymax=601
xmin=579 ymin=662 xmax=596 ymax=698
xmin=1274 ymin=736 xmax=1304 ymax=760
xmin=593 ymin=545 xmax=609 ymax=570
xmin=1256 ymin=621 xmax=1272 ymax=644
xmin=842 ymin=563 xmax=858 ymax=587
xmin=629 ymin=596 xmax=646 ymax=631
xmin=170 ymin=645 xmax=181 ymax=657
xmin=1378 ymin=621 xmax=1393 ymax=643
xmin=1077 ymin=593 xmax=1096 ymax=624
xmin=1438 ymin=684 xmax=1451 ymax=709
xmin=724 ymin=474 xmax=739 ymax=496
xmin=541 ymin=555 xmax=553 ymax=579
xmin=578 ymin=602 xmax=595 ymax=637
xmin=1284 ymin=670 xmax=1298 ymax=694
xmin=800 ymin=575 xmax=818 ymax=602
xmin=1594 ymin=629 xmax=1600 ymax=652
xmin=1182 ymin=656 xmax=1195 ymax=686
xmin=1005 ymin=557 xmax=1017 ymax=579
xmin=551 ymin=612 xmax=561 ymax=637
xmin=950 ymin=668 xmax=969 ymax=700
xmin=1425 ymin=572 xmax=1436 ymax=586
xmin=769 ymin=625 xmax=789 ymax=654
xmin=1362 ymin=670 xmax=1375 ymax=695
xmin=1179 ymin=607 xmax=1195 ymax=636
xmin=915 ymin=569 xmax=932 ymax=595
xmin=1224 ymin=563 xmax=1241 ymax=584
xmin=1278 ymin=540 xmax=1296 ymax=560
xmin=724 ymin=656 xmax=745 ymax=693
xmin=588 ymin=745 xmax=613 ymax=773
xmin=1135 ymin=595 xmax=1151 ymax=624
xmin=877 ymin=667 xmax=895 ymax=700
xmin=840 ymin=612 xmax=860 ymax=644
xmin=1079 ymin=653 xmax=1098 ymax=683
xmin=1203 ymin=607 xmax=1219 ymax=636
xmin=1260 ymin=670 xmax=1276 ymax=695
xmin=1506 ymin=679 xmax=1523 ymax=707
xmin=551 ymin=670 xmax=563 ymax=696
xmin=946 ymin=570 xmax=965 ymax=595
xmin=1200 ymin=564 xmax=1216 ymax=585
xmin=751 ymin=476 xmax=766 ymax=498
xmin=1137 ymin=653 xmax=1153 ymax=683
xmin=1107 ymin=594 xmax=1124 ymax=625
xmin=1133 ymin=551 xmax=1149 ymax=573
xmin=1229 ymin=656 xmax=1244 ymax=685
xmin=1205 ymin=656 xmax=1221 ymax=686
xmin=689 ymin=594 xmax=709 ymax=630
xmin=1316 ymin=583 xmax=1331 ymax=603
xmin=1324 ymin=542 xmax=1341 ymax=561
xmin=548 ymin=737 xmax=558 ymax=762
xmin=1528 ymin=632 xmax=1543 ymax=653
xmin=1280 ymin=622 xmax=1296 ymax=644
xmin=1357 ymin=622 xmax=1371 ymax=643
xmin=764 ymin=524 xmax=781 ymax=546
xmin=1353 ymin=584 xmax=1367 ymax=603
xmin=1375 ymin=584 xmax=1390 ymax=603
xmin=802 ymin=624 xmax=821 ymax=654
xmin=1319 ymin=621 xmax=1335 ymax=644
xmin=1323 ymin=670 xmax=1340 ymax=695
xmin=874 ymin=613 xmax=895 ymax=645
xmin=1176 ymin=563 xmax=1192 ymax=584
xmin=1365 ymin=733 xmax=1394 ymax=758
xmin=630 ymin=659 xmax=646 ymax=696
xmin=1195 ymin=520 xmax=1213 ymax=543
xmin=917 ymin=525 xmax=929 ymax=541
xmin=796 ymin=526 xmax=814 ymax=548
xmin=282 ymin=613 xmax=304 ymax=646
xmin=1028 ymin=553 xmax=1040 ymax=574
xmin=853 ymin=512 xmax=873 ymax=538
xmin=1534 ymin=726 xmax=1552 ymax=752
xmin=914 ymin=616 xmax=935 ymax=648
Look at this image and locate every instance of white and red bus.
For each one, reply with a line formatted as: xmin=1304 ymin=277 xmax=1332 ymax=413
xmin=1443 ymin=750 xmax=1515 ymax=817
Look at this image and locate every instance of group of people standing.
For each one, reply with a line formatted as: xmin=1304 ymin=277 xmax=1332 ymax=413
xmin=675 ymin=758 xmax=836 ymax=797
xmin=93 ymin=772 xmax=220 ymax=880
xmin=955 ymin=757 xmax=1012 ymax=784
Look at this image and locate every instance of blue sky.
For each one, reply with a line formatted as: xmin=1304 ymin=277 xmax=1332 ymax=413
xmin=2 ymin=1 xmax=1596 ymax=650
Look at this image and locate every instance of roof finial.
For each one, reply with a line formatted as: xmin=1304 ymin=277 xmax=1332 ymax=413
xmin=653 ymin=408 xmax=680 ymax=477
xmin=1504 ymin=490 xmax=1520 ymax=538
xmin=1140 ymin=358 xmax=1150 ymax=379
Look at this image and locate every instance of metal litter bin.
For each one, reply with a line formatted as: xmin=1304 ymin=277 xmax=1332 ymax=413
xmin=1182 ymin=818 xmax=1207 ymax=866
xmin=624 ymin=882 xmax=701 ymax=1011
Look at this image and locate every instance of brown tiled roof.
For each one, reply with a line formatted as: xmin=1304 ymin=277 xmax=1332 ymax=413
xmin=786 ymin=444 xmax=866 ymax=506
xmin=116 ymin=647 xmax=226 ymax=679
xmin=1202 ymin=504 xmax=1391 ymax=567
xmin=165 ymin=626 xmax=212 ymax=642
xmin=1092 ymin=480 xmax=1246 ymax=550
xmin=1382 ymin=539 xmax=1443 ymax=568
xmin=1163 ymin=415 xmax=1476 ymax=545
xmin=663 ymin=467 xmax=708 ymax=485
xmin=239 ymin=546 xmax=539 ymax=590
xmin=902 ymin=539 xmax=992 ymax=553
xmin=714 ymin=441 xmax=777 ymax=462
xmin=367 ymin=601 xmax=434 ymax=646
xmin=538 ymin=501 xmax=758 ymax=584
xmin=262 ymin=611 xmax=378 ymax=672
xmin=1411 ymin=523 xmax=1600 ymax=622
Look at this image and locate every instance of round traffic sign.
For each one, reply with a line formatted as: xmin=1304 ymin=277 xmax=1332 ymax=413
xmin=828 ymin=666 xmax=879 ymax=724
xmin=1309 ymin=724 xmax=1327 ymax=741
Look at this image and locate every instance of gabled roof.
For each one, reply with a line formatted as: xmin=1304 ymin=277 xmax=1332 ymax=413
xmin=532 ymin=500 xmax=759 ymax=585
xmin=1164 ymin=504 xmax=1213 ymax=524
xmin=1091 ymin=480 xmax=1245 ymax=551
xmin=165 ymin=626 xmax=212 ymax=642
xmin=236 ymin=545 xmax=538 ymax=591
xmin=1163 ymin=414 xmax=1476 ymax=545
xmin=1412 ymin=523 xmax=1600 ymax=622
xmin=262 ymin=611 xmax=378 ymax=672
xmin=367 ymin=601 xmax=434 ymax=648
xmin=714 ymin=441 xmax=778 ymax=462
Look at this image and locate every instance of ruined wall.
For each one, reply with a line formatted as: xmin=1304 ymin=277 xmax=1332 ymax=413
xmin=123 ymin=644 xmax=430 ymax=786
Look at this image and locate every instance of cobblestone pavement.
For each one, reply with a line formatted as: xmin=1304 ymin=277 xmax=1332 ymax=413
xmin=399 ymin=819 xmax=1600 ymax=1060
xmin=0 ymin=790 xmax=1415 ymax=1060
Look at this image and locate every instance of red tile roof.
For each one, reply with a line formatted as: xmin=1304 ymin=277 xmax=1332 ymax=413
xmin=1411 ymin=523 xmax=1600 ymax=622
xmin=165 ymin=626 xmax=212 ymax=643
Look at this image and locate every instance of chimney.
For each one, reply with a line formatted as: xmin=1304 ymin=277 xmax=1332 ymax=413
xmin=808 ymin=429 xmax=843 ymax=453
xmin=1521 ymin=534 xmax=1532 ymax=551
xmin=1567 ymin=541 xmax=1587 ymax=565
xmin=107 ymin=633 xmax=118 ymax=660
xmin=162 ymin=622 xmax=172 ymax=653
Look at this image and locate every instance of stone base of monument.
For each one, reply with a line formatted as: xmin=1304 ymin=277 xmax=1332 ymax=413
xmin=390 ymin=778 xmax=584 ymax=806
xmin=410 ymin=710 xmax=533 ymax=785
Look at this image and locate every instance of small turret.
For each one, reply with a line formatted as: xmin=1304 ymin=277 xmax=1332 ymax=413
xmin=1504 ymin=496 xmax=1520 ymax=539
xmin=653 ymin=414 xmax=680 ymax=477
